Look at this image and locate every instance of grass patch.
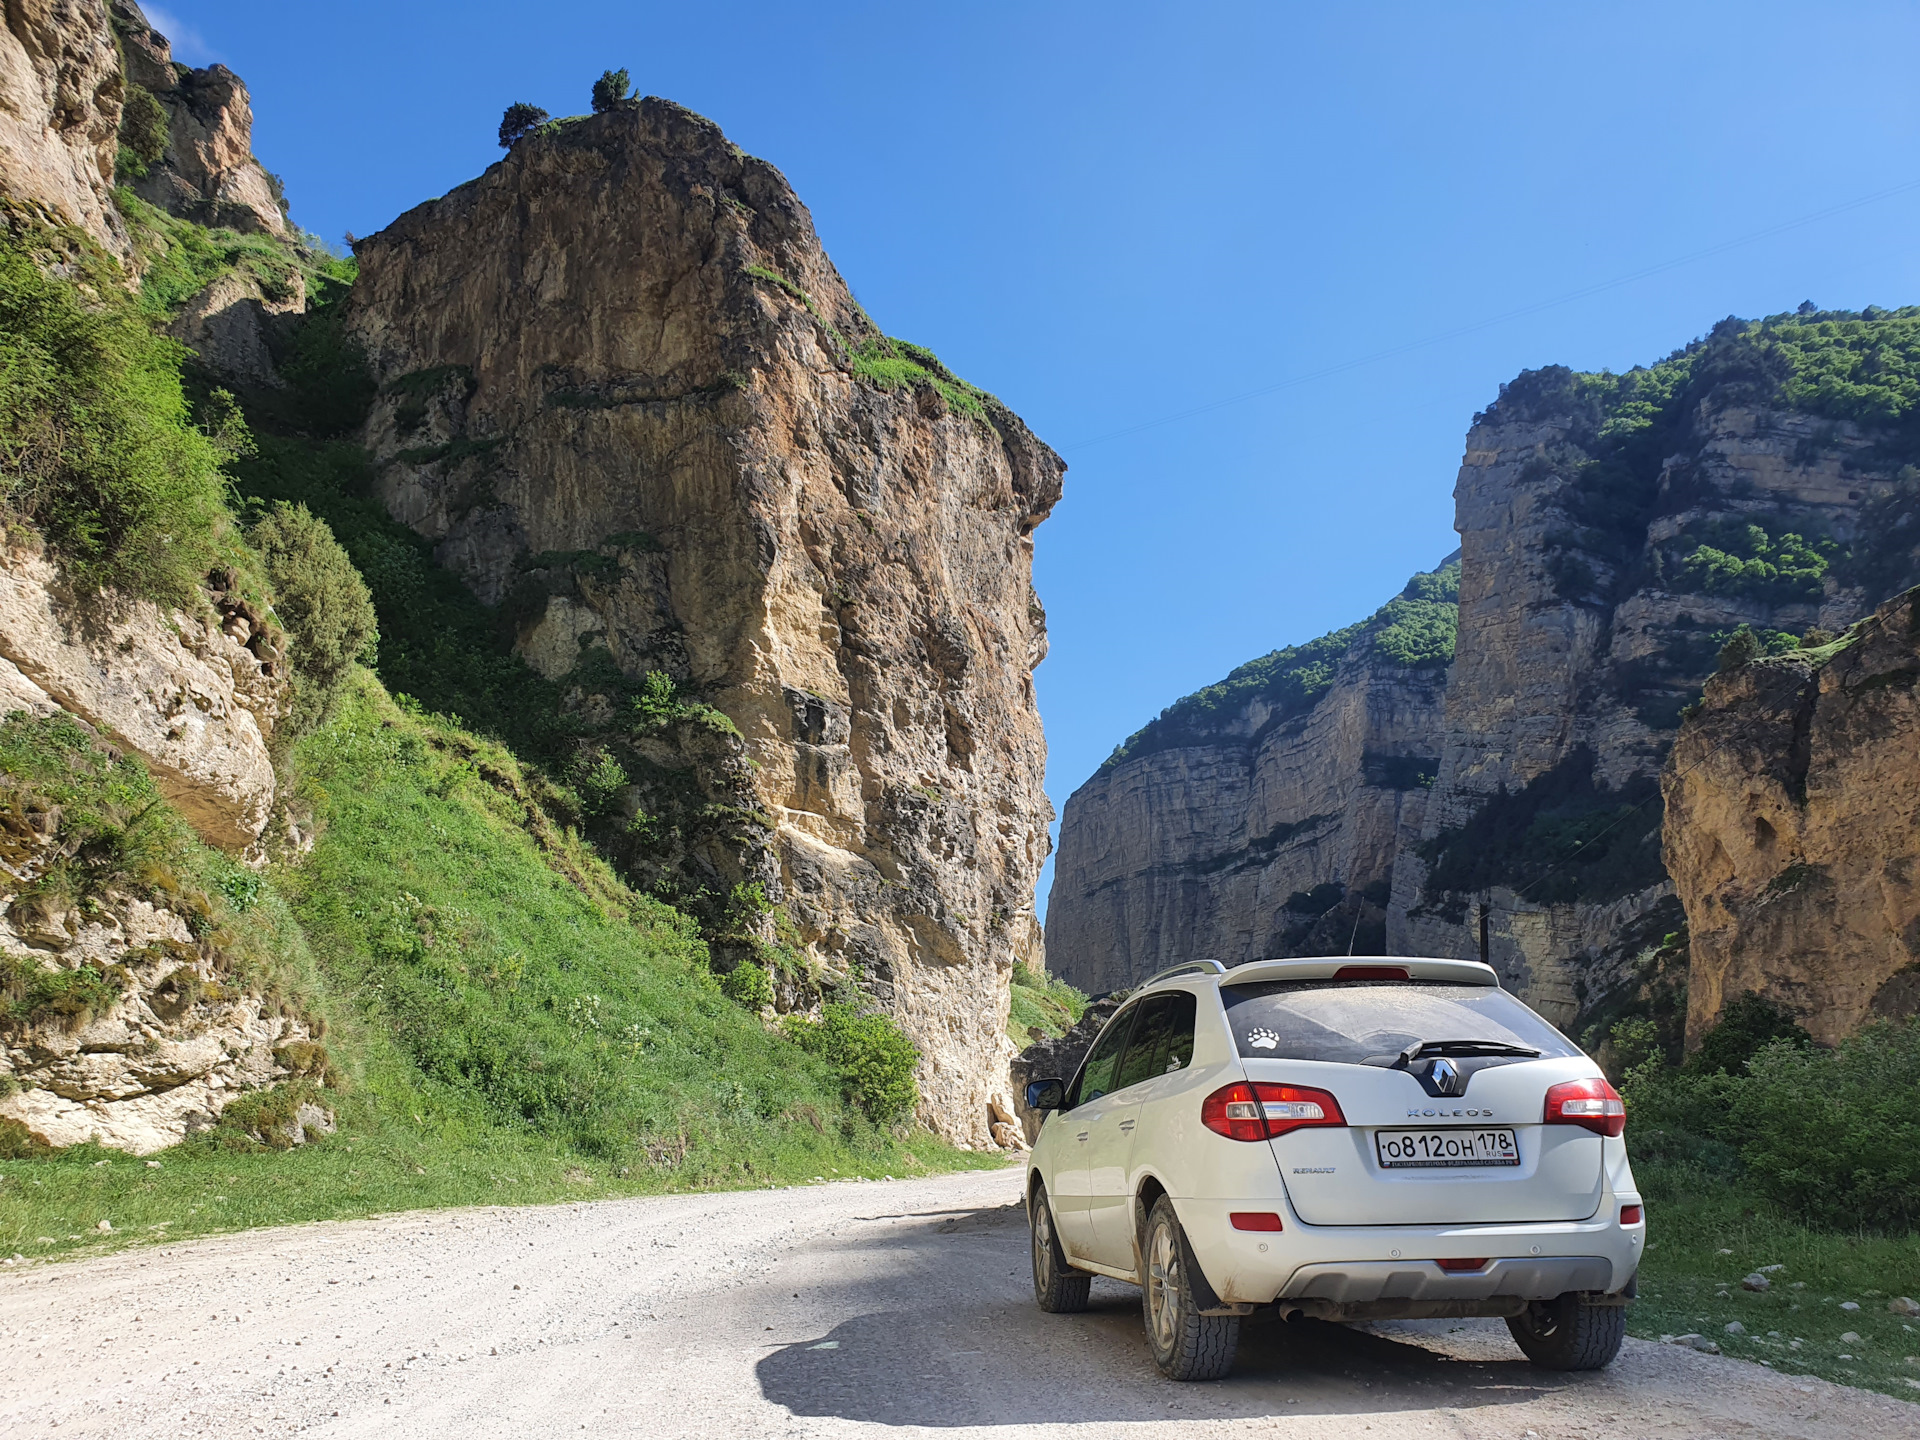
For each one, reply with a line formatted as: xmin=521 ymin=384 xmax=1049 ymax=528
xmin=847 ymin=337 xmax=989 ymax=418
xmin=1008 ymin=963 xmax=1089 ymax=1046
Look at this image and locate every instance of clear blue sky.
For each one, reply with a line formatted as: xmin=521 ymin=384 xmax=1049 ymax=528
xmin=158 ymin=1 xmax=1920 ymax=915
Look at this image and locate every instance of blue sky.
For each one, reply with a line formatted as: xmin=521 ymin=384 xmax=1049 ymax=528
xmin=158 ymin=1 xmax=1920 ymax=914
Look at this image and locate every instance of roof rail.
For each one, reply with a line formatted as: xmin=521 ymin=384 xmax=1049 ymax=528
xmin=1137 ymin=959 xmax=1229 ymax=988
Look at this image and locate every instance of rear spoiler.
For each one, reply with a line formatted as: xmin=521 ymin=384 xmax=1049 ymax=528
xmin=1220 ymin=957 xmax=1499 ymax=987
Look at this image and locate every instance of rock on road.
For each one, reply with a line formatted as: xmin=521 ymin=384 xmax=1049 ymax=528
xmin=1 ymin=1167 xmax=1909 ymax=1438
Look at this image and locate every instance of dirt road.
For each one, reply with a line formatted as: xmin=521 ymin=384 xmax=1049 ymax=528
xmin=1 ymin=1166 xmax=1908 ymax=1437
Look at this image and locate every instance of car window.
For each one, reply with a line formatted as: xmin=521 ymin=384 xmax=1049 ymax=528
xmin=1219 ymin=980 xmax=1579 ymax=1064
xmin=1067 ymin=1002 xmax=1138 ymax=1109
xmin=1113 ymin=991 xmax=1198 ymax=1092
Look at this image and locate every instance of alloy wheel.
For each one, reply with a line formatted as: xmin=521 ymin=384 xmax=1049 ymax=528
xmin=1146 ymin=1219 xmax=1180 ymax=1352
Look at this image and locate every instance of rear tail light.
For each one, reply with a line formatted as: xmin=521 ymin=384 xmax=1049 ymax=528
xmin=1620 ymin=1204 xmax=1643 ymax=1226
xmin=1543 ymin=1077 xmax=1626 ymax=1138
xmin=1201 ymin=1082 xmax=1346 ymax=1142
xmin=1436 ymin=1257 xmax=1488 ymax=1272
xmin=1332 ymin=964 xmax=1409 ymax=981
xmin=1230 ymin=1212 xmax=1284 ymax=1231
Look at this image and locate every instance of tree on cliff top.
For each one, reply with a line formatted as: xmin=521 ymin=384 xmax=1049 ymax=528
xmin=498 ymin=102 xmax=549 ymax=149
xmin=590 ymin=68 xmax=631 ymax=114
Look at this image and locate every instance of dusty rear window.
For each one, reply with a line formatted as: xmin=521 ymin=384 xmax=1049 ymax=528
xmin=1219 ymin=980 xmax=1579 ymax=1064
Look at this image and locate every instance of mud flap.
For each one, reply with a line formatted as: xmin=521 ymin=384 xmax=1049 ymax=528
xmin=1180 ymin=1221 xmax=1256 ymax=1317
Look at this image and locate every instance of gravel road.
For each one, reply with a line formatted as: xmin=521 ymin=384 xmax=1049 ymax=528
xmin=1 ymin=1166 xmax=1910 ymax=1438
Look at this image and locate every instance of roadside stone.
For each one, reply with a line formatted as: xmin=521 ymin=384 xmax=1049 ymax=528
xmin=1890 ymin=1297 xmax=1920 ymax=1317
xmin=1742 ymin=1273 xmax=1771 ymax=1292
xmin=1840 ymin=1332 xmax=1862 ymax=1344
xmin=1725 ymin=1322 xmax=1746 ymax=1336
xmin=1757 ymin=1264 xmax=1785 ymax=1273
xmin=1670 ymin=1333 xmax=1722 ymax=1354
xmin=1839 ymin=1301 xmax=1861 ymax=1312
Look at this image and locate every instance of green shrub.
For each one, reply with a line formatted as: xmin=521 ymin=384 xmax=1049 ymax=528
xmin=0 ymin=229 xmax=234 ymax=603
xmin=117 ymin=84 xmax=170 ymax=179
xmin=1008 ymin=962 xmax=1089 ymax=1045
xmin=1715 ymin=625 xmax=1762 ymax=672
xmin=590 ymin=68 xmax=631 ymax=113
xmin=720 ymin=960 xmax=773 ymax=1010
xmin=785 ymin=1003 xmax=921 ymax=1125
xmin=848 ymin=338 xmax=990 ymax=418
xmin=250 ymin=502 xmax=378 ymax=739
xmin=1686 ymin=991 xmax=1812 ymax=1075
xmin=0 ymin=1116 xmax=51 ymax=1158
xmin=1684 ymin=522 xmax=1837 ymax=604
xmin=498 ymin=103 xmax=550 ymax=149
xmin=1732 ymin=1020 xmax=1920 ymax=1231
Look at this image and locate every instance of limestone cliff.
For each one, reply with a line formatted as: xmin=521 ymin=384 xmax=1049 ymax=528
xmin=1045 ymin=561 xmax=1457 ymax=994
xmin=1663 ymin=587 xmax=1920 ymax=1045
xmin=345 ymin=100 xmax=1062 ymax=1147
xmin=0 ymin=0 xmax=126 ymax=253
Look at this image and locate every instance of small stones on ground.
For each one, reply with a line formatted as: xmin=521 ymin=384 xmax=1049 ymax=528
xmin=1724 ymin=1322 xmax=1746 ymax=1336
xmin=1890 ymin=1296 xmax=1920 ymax=1317
xmin=1757 ymin=1263 xmax=1785 ymax=1273
xmin=1717 ymin=1248 xmax=1735 ymax=1255
xmin=1742 ymin=1273 xmax=1771 ymax=1292
xmin=1790 ymin=1282 xmax=1807 ymax=1290
xmin=94 ymin=1220 xmax=111 ymax=1234
xmin=1669 ymin=1333 xmax=1721 ymax=1354
xmin=1839 ymin=1301 xmax=1861 ymax=1312
xmin=1840 ymin=1331 xmax=1862 ymax=1345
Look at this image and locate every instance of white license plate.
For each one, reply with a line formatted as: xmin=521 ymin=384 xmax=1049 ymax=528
xmin=1375 ymin=1127 xmax=1519 ymax=1168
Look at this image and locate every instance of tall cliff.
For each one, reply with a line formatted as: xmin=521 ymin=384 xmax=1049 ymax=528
xmin=1045 ymin=560 xmax=1457 ymax=993
xmin=344 ymin=101 xmax=1062 ymax=1146
xmin=1663 ymin=586 xmax=1920 ymax=1046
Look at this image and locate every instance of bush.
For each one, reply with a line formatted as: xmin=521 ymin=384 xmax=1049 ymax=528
xmin=720 ymin=959 xmax=773 ymax=1010
xmin=786 ymin=1003 xmax=921 ymax=1125
xmin=250 ymin=502 xmax=378 ymax=739
xmin=498 ymin=102 xmax=550 ymax=149
xmin=1732 ymin=1020 xmax=1920 ymax=1231
xmin=590 ymin=68 xmax=631 ymax=114
xmin=1686 ymin=991 xmax=1812 ymax=1075
xmin=117 ymin=84 xmax=170 ymax=178
xmin=1715 ymin=625 xmax=1762 ymax=672
xmin=0 ymin=230 xmax=234 ymax=604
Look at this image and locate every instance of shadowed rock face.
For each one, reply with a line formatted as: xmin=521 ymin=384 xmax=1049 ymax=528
xmin=1663 ymin=587 xmax=1920 ymax=1045
xmin=346 ymin=100 xmax=1062 ymax=1146
xmin=0 ymin=0 xmax=126 ymax=252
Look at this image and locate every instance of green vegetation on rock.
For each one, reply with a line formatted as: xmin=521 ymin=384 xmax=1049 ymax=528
xmin=1008 ymin=962 xmax=1089 ymax=1046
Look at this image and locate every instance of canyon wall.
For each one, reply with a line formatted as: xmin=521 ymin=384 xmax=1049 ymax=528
xmin=0 ymin=0 xmax=125 ymax=252
xmin=345 ymin=100 xmax=1062 ymax=1146
xmin=1045 ymin=562 xmax=1456 ymax=994
xmin=1663 ymin=586 xmax=1920 ymax=1046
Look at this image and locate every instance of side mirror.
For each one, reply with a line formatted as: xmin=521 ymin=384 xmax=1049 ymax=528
xmin=1026 ymin=1077 xmax=1066 ymax=1113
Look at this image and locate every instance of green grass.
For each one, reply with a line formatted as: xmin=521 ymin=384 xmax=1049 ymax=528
xmin=1007 ymin=962 xmax=1089 ymax=1045
xmin=0 ymin=674 xmax=1004 ymax=1260
xmin=1631 ymin=1154 xmax=1920 ymax=1401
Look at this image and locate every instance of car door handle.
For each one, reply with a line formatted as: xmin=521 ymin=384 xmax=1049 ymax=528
xmin=1075 ymin=1130 xmax=1090 ymax=1142
xmin=1118 ymin=1119 xmax=1136 ymax=1132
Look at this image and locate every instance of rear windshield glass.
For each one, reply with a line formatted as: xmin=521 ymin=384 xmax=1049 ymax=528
xmin=1219 ymin=980 xmax=1579 ymax=1064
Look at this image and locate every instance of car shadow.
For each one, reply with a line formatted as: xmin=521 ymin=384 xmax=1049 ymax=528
xmin=755 ymin=1201 xmax=1582 ymax=1428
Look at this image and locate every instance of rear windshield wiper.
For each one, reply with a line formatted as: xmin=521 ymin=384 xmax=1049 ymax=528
xmin=1397 ymin=1038 xmax=1541 ymax=1064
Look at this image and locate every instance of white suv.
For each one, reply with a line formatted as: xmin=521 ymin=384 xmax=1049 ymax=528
xmin=1022 ymin=957 xmax=1643 ymax=1381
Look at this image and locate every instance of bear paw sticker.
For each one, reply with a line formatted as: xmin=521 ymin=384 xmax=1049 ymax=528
xmin=1247 ymin=1027 xmax=1281 ymax=1050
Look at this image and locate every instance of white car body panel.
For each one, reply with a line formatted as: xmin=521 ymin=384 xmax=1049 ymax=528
xmin=1025 ymin=964 xmax=1644 ymax=1313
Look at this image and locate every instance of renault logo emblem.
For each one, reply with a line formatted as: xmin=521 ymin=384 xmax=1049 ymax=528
xmin=1430 ymin=1057 xmax=1464 ymax=1096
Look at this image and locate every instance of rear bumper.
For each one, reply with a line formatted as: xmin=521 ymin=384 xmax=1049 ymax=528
xmin=1176 ymin=1195 xmax=1644 ymax=1309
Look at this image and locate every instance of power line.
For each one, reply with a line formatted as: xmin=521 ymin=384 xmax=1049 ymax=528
xmin=1063 ymin=176 xmax=1920 ymax=452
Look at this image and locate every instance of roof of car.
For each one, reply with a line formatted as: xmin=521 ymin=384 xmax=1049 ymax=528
xmin=1136 ymin=956 xmax=1500 ymax=992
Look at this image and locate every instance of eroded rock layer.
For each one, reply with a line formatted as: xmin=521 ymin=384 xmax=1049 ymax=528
xmin=346 ymin=101 xmax=1062 ymax=1145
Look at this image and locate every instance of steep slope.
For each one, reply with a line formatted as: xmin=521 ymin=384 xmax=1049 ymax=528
xmin=343 ymin=101 xmax=1062 ymax=1146
xmin=0 ymin=0 xmax=125 ymax=254
xmin=1046 ymin=560 xmax=1457 ymax=993
xmin=1663 ymin=587 xmax=1920 ymax=1045
xmin=1391 ymin=310 xmax=1920 ymax=1032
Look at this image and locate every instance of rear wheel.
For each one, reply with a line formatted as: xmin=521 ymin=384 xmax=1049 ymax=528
xmin=1507 ymin=1292 xmax=1626 ymax=1370
xmin=1142 ymin=1196 xmax=1240 ymax=1381
xmin=1029 ymin=1180 xmax=1091 ymax=1313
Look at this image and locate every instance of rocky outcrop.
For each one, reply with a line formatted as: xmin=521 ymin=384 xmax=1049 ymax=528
xmin=345 ymin=100 xmax=1062 ymax=1147
xmin=111 ymin=2 xmax=285 ymax=235
xmin=1045 ymin=562 xmax=1456 ymax=994
xmin=0 ymin=551 xmax=288 ymax=850
xmin=0 ymin=0 xmax=126 ymax=253
xmin=1663 ymin=587 xmax=1920 ymax=1045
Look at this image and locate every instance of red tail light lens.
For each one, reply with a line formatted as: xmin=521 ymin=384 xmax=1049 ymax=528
xmin=1202 ymin=1082 xmax=1347 ymax=1142
xmin=1332 ymin=965 xmax=1409 ymax=981
xmin=1230 ymin=1212 xmax=1284 ymax=1232
xmin=1436 ymin=1257 xmax=1488 ymax=1272
xmin=1543 ymin=1077 xmax=1626 ymax=1138
xmin=1620 ymin=1204 xmax=1643 ymax=1226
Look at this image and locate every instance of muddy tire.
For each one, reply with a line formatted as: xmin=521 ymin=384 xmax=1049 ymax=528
xmin=1507 ymin=1292 xmax=1626 ymax=1370
xmin=1029 ymin=1180 xmax=1091 ymax=1313
xmin=1142 ymin=1195 xmax=1240 ymax=1381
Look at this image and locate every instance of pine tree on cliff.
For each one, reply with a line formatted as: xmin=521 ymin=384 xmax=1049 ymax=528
xmin=498 ymin=102 xmax=549 ymax=149
xmin=590 ymin=69 xmax=631 ymax=113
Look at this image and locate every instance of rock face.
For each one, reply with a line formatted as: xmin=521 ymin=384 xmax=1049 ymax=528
xmin=0 ymin=0 xmax=126 ymax=253
xmin=111 ymin=2 xmax=286 ymax=235
xmin=346 ymin=101 xmax=1062 ymax=1146
xmin=0 ymin=550 xmax=288 ymax=850
xmin=1663 ymin=587 xmax=1920 ymax=1045
xmin=1045 ymin=562 xmax=1456 ymax=994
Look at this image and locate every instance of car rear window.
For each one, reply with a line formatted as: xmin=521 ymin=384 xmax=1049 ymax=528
xmin=1219 ymin=980 xmax=1579 ymax=1064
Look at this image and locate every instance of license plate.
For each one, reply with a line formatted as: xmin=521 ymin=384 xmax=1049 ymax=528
xmin=1375 ymin=1128 xmax=1519 ymax=1168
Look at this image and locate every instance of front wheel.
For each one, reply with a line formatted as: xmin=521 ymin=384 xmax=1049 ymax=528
xmin=1142 ymin=1196 xmax=1240 ymax=1381
xmin=1029 ymin=1180 xmax=1091 ymax=1313
xmin=1507 ymin=1292 xmax=1626 ymax=1370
